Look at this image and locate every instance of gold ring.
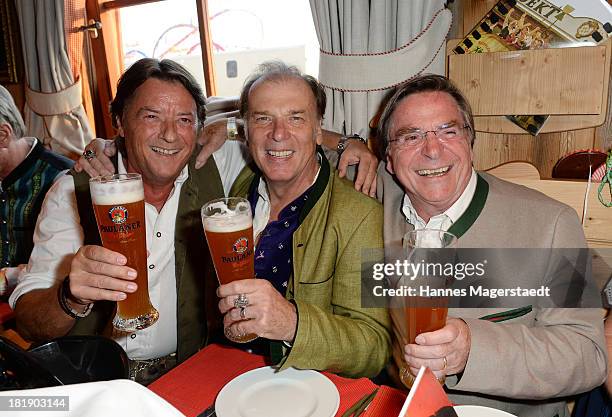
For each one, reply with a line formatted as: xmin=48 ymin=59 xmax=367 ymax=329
xmin=442 ymin=356 xmax=448 ymax=370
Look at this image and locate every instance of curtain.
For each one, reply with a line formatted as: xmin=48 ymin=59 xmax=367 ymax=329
xmin=15 ymin=0 xmax=93 ymax=159
xmin=309 ymin=0 xmax=451 ymax=145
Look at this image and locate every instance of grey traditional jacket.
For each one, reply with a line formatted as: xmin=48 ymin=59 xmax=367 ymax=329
xmin=377 ymin=164 xmax=607 ymax=417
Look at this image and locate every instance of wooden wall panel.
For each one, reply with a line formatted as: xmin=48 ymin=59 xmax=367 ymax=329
xmin=473 ymin=128 xmax=596 ymax=177
xmin=534 ymin=129 xmax=596 ymax=176
xmin=472 ymin=132 xmax=534 ymax=172
xmin=595 ymin=70 xmax=612 ymax=151
xmin=448 ymin=45 xmax=607 ymax=116
xmin=459 ymin=0 xmax=605 ymax=177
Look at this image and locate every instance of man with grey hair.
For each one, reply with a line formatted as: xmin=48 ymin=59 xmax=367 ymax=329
xmin=220 ymin=61 xmax=390 ymax=377
xmin=0 ymin=86 xmax=72 ymax=295
xmin=376 ymin=74 xmax=606 ymax=416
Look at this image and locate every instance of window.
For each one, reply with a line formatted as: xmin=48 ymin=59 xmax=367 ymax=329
xmin=206 ymin=0 xmax=319 ymax=95
xmin=116 ymin=0 xmax=319 ymax=96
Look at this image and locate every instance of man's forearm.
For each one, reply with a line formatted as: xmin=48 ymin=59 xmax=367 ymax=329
xmin=14 ymin=287 xmax=77 ymax=342
xmin=320 ymin=129 xmax=341 ymax=149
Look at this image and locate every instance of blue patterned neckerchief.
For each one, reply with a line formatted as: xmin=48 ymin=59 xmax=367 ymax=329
xmin=248 ymin=179 xmax=316 ymax=295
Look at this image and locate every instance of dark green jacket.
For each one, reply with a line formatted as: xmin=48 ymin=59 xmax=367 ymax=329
xmin=70 ymin=148 xmax=224 ymax=363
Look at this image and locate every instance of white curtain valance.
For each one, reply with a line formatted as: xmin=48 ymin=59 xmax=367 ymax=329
xmin=26 ymin=79 xmax=83 ymax=116
xmin=318 ymin=9 xmax=452 ymax=92
xmin=309 ymin=0 xmax=449 ymax=141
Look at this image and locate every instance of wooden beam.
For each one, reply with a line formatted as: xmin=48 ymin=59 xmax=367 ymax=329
xmin=85 ymin=0 xmax=115 ymax=138
xmin=196 ymin=0 xmax=217 ymax=97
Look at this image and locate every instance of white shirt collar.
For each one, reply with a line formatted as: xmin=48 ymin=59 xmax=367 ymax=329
xmin=401 ymin=169 xmax=477 ymax=231
xmin=23 ymin=137 xmax=37 ymax=158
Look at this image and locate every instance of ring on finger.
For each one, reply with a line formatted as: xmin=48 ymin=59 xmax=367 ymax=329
xmin=240 ymin=306 xmax=247 ymax=320
xmin=234 ymin=293 xmax=249 ymax=309
xmin=235 ymin=326 xmax=245 ymax=338
xmin=83 ymin=149 xmax=96 ymax=161
xmin=442 ymin=356 xmax=448 ymax=370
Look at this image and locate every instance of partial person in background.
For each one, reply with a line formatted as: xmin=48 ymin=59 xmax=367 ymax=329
xmin=376 ymin=74 xmax=606 ymax=416
xmin=0 ymin=86 xmax=73 ymax=296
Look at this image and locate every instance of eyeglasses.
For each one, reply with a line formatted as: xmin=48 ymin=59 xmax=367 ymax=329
xmin=388 ymin=124 xmax=470 ymax=148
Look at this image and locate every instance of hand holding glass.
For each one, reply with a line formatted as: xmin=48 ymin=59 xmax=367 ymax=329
xmin=397 ymin=229 xmax=457 ymax=388
xmin=89 ymin=173 xmax=159 ymax=332
xmin=201 ymin=197 xmax=257 ymax=343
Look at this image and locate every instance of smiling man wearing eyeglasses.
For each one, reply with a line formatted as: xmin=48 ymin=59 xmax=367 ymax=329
xmin=376 ymin=74 xmax=606 ymax=417
xmin=383 ymin=85 xmax=474 ymax=232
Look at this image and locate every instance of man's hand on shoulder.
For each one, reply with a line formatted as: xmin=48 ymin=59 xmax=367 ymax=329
xmin=73 ymin=139 xmax=116 ymax=177
xmin=195 ymin=118 xmax=242 ymax=169
xmin=338 ymin=139 xmax=378 ymax=197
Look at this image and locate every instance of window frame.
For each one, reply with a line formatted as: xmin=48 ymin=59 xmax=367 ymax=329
xmin=86 ymin=0 xmax=216 ymax=137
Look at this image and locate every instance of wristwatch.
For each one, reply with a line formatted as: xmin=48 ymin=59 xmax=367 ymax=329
xmin=226 ymin=117 xmax=238 ymax=140
xmin=337 ymin=133 xmax=367 ymax=155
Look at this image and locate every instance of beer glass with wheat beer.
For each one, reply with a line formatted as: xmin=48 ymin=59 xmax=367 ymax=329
xmin=201 ymin=197 xmax=257 ymax=343
xmin=395 ymin=229 xmax=457 ymax=388
xmin=89 ymin=173 xmax=159 ymax=331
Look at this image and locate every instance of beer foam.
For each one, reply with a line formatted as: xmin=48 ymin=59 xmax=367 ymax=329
xmin=89 ymin=179 xmax=144 ymax=205
xmin=202 ymin=201 xmax=252 ymax=232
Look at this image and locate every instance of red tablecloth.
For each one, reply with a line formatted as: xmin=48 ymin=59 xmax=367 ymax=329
xmin=148 ymin=344 xmax=406 ymax=417
xmin=0 ymin=301 xmax=14 ymax=324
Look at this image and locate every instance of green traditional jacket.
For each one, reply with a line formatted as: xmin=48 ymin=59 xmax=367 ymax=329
xmin=230 ymin=153 xmax=391 ymax=378
xmin=70 ymin=147 xmax=224 ymax=363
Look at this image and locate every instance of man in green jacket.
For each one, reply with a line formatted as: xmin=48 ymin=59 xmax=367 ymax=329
xmin=218 ymin=62 xmax=391 ymax=378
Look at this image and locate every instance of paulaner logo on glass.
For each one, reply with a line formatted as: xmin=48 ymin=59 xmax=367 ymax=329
xmin=372 ymin=260 xmax=487 ymax=281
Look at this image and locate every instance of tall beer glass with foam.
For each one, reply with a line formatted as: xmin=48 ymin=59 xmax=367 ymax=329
xmin=201 ymin=197 xmax=257 ymax=343
xmin=89 ymin=173 xmax=159 ymax=331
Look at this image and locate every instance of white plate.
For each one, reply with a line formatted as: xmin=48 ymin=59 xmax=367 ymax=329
xmin=454 ymin=405 xmax=517 ymax=417
xmin=215 ymin=366 xmax=340 ymax=417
